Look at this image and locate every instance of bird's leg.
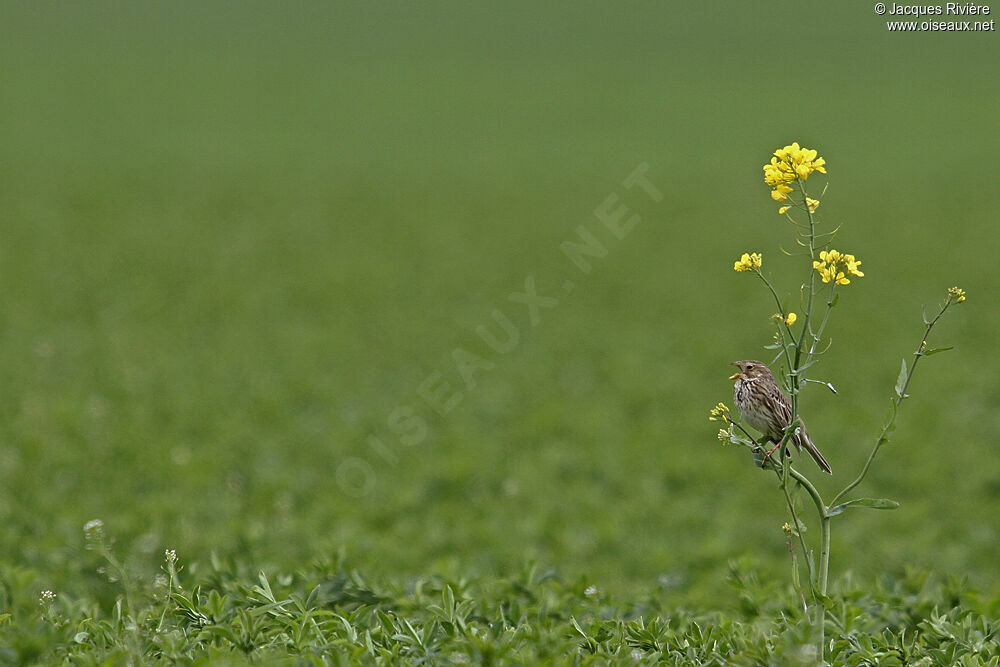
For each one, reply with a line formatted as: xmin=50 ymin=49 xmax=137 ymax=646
xmin=761 ymin=438 xmax=782 ymax=467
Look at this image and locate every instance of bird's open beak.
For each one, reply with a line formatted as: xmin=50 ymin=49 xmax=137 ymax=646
xmin=729 ymin=362 xmax=741 ymax=380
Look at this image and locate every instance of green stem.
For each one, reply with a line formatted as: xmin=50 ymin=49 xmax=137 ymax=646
xmin=730 ymin=419 xmax=817 ymax=573
xmin=791 ymin=175 xmax=827 ymax=661
xmin=785 ymin=456 xmax=830 ymax=658
xmin=754 ymin=270 xmax=796 ymax=370
xmin=818 ymin=515 xmax=831 ymax=658
xmin=782 ymin=458 xmax=829 ymax=654
xmin=790 ymin=176 xmax=818 ymax=428
xmin=781 ymin=465 xmax=816 ymax=585
xmin=805 ymin=281 xmax=838 ymax=363
xmin=830 ymin=296 xmax=955 ymax=507
xmin=819 ymin=516 xmax=831 ymax=595
xmin=788 ymin=465 xmax=825 ymax=520
xmin=740 ymin=415 xmax=829 ymax=648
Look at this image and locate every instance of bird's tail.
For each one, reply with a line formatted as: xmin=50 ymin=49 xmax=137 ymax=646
xmin=795 ymin=424 xmax=832 ymax=474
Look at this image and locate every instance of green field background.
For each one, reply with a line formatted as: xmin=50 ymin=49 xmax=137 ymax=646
xmin=1 ymin=2 xmax=997 ymax=605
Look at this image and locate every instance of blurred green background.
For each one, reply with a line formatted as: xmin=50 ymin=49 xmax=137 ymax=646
xmin=1 ymin=2 xmax=997 ymax=603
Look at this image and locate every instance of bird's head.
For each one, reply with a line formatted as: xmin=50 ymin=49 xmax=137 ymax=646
xmin=729 ymin=360 xmax=772 ymax=381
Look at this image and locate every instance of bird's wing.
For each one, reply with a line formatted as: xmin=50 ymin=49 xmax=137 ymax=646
xmin=769 ymin=383 xmax=810 ymax=453
xmin=769 ymin=383 xmax=793 ymax=426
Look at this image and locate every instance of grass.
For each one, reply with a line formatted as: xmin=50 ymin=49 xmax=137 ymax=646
xmin=1 ymin=1 xmax=998 ymax=662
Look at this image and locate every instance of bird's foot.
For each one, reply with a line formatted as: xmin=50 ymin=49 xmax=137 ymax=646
xmin=761 ymin=442 xmax=782 ymax=467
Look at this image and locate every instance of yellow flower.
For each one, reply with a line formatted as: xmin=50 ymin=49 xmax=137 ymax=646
xmin=814 ymin=248 xmax=862 ymax=286
xmin=948 ymin=286 xmax=966 ymax=303
xmin=717 ymin=428 xmax=729 ymax=442
xmin=763 ymin=142 xmax=827 ymax=200
xmin=778 ymin=206 xmax=790 ymax=215
xmin=772 ymin=143 xmax=796 ymax=160
xmin=844 ymin=253 xmax=864 ymax=278
xmin=770 ymin=184 xmax=793 ymax=201
xmin=806 ymin=198 xmax=819 ymax=213
xmin=819 ymin=249 xmax=841 ymax=263
xmin=816 ymin=265 xmax=846 ymax=285
xmin=709 ymin=403 xmax=731 ymax=423
xmin=784 ymin=312 xmax=797 ymax=326
xmin=733 ymin=252 xmax=762 ymax=272
xmin=764 ymin=160 xmax=796 ymax=187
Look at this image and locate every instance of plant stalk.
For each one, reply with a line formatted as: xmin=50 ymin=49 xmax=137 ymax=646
xmin=830 ymin=296 xmax=956 ymax=507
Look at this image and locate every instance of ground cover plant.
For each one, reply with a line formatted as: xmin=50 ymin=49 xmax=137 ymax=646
xmin=1 ymin=2 xmax=997 ymax=664
xmin=8 ymin=544 xmax=1000 ymax=664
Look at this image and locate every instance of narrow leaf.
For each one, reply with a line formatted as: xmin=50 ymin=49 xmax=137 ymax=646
xmin=792 ymin=359 xmax=819 ymax=374
xmin=828 ymin=497 xmax=900 ymax=517
xmin=805 ymin=378 xmax=837 ymax=394
xmin=337 ymin=614 xmax=358 ymax=642
xmin=257 ymin=571 xmax=275 ymax=602
xmin=249 ymin=600 xmax=293 ymax=618
xmin=444 ymin=585 xmax=455 ymax=615
xmin=895 ymin=359 xmax=908 ymax=398
xmin=923 ymin=346 xmax=954 ymax=356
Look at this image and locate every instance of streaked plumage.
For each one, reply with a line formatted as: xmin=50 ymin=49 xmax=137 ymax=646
xmin=730 ymin=360 xmax=832 ymax=474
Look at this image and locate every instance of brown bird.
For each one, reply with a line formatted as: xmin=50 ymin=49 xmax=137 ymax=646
xmin=729 ymin=360 xmax=832 ymax=474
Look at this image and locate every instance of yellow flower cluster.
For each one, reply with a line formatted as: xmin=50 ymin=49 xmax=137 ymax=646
xmin=733 ymin=252 xmax=762 ymax=272
xmin=813 ymin=249 xmax=864 ymax=286
xmin=709 ymin=402 xmax=731 ymax=423
xmin=948 ymin=286 xmax=966 ymax=303
xmin=763 ymin=142 xmax=827 ymax=201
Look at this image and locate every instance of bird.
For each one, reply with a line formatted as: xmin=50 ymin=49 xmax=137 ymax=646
xmin=729 ymin=360 xmax=832 ymax=474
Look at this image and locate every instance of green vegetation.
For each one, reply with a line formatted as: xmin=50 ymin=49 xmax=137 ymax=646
xmin=1 ymin=2 xmax=997 ymax=662
xmin=9 ymin=551 xmax=1000 ymax=664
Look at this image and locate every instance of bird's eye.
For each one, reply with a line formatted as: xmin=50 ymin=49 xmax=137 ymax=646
xmin=746 ymin=364 xmax=754 ymax=371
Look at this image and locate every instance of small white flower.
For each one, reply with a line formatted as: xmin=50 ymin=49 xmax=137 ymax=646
xmin=39 ymin=590 xmax=56 ymax=605
xmin=584 ymin=585 xmax=599 ymax=598
xmin=83 ymin=520 xmax=105 ymax=546
xmin=165 ymin=549 xmax=177 ymax=564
